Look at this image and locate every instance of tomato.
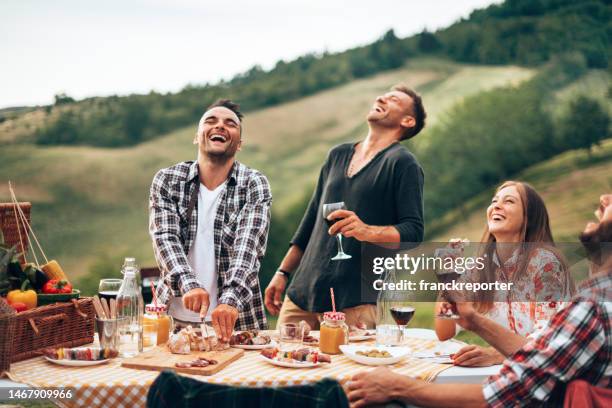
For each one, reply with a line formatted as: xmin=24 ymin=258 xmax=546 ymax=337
xmin=42 ymin=279 xmax=73 ymax=294
xmin=10 ymin=302 xmax=28 ymax=313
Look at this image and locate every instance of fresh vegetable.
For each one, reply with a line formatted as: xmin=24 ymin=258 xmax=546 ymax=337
xmin=10 ymin=302 xmax=27 ymax=312
xmin=22 ymin=263 xmax=49 ymax=291
xmin=41 ymin=260 xmax=69 ymax=283
xmin=0 ymin=229 xmax=19 ymax=296
xmin=0 ymin=230 xmax=49 ymax=295
xmin=42 ymin=279 xmax=73 ymax=294
xmin=7 ymin=280 xmax=37 ymax=310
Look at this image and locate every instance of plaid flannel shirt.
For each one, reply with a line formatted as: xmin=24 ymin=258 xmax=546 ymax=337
xmin=483 ymin=270 xmax=611 ymax=407
xmin=149 ymin=160 xmax=271 ymax=330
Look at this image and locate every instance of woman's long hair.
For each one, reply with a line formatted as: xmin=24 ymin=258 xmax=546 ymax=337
xmin=475 ymin=181 xmax=573 ymax=312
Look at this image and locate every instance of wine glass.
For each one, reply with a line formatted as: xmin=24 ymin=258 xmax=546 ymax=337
xmin=390 ymin=305 xmax=415 ymax=344
xmin=433 ymin=248 xmax=464 ymax=320
xmin=98 ymin=279 xmax=122 ymax=303
xmin=322 ymin=202 xmax=352 ymax=261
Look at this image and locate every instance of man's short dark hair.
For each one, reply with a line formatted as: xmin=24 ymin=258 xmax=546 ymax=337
xmin=206 ymin=99 xmax=244 ymax=121
xmin=393 ymin=84 xmax=426 ymax=141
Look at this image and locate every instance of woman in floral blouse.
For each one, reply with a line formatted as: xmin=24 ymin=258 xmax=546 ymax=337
xmin=435 ymin=180 xmax=574 ymax=366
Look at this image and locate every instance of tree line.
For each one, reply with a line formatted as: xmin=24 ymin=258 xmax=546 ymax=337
xmin=9 ymin=0 xmax=607 ymax=147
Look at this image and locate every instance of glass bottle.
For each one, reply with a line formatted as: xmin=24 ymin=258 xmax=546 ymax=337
xmin=319 ymin=311 xmax=349 ymax=354
xmin=116 ymin=266 xmax=144 ymax=357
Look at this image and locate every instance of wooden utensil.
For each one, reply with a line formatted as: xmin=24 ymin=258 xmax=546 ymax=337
xmin=110 ymin=298 xmax=117 ymax=319
xmin=92 ymin=296 xmax=106 ymax=319
xmin=100 ymin=297 xmax=111 ymax=319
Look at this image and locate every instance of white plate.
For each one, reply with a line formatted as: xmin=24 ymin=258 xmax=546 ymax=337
xmin=412 ymin=340 xmax=464 ymax=360
xmin=44 ymin=357 xmax=110 ymax=367
xmin=349 ymin=333 xmax=376 ymax=341
xmin=259 ymin=354 xmax=322 ymax=368
xmin=232 ymin=340 xmax=277 ymax=350
xmin=340 ymin=344 xmax=410 ymax=366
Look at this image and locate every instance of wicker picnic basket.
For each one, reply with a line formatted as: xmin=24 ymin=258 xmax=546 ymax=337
xmin=0 ymin=201 xmax=95 ymax=372
xmin=0 ymin=202 xmax=31 ymax=263
xmin=5 ymin=298 xmax=95 ymax=364
xmin=0 ymin=298 xmax=16 ymax=373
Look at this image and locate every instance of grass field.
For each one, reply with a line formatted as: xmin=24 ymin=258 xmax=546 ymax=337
xmin=0 ymin=57 xmax=535 ymax=280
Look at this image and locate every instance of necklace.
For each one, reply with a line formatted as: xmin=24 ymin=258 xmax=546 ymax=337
xmin=347 ymin=142 xmax=395 ymax=177
xmin=347 ymin=151 xmax=377 ymax=177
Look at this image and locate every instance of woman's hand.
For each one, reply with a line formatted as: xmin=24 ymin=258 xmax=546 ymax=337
xmin=451 ymin=345 xmax=503 ymax=367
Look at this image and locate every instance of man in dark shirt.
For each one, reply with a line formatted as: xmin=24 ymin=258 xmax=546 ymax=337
xmin=264 ymin=84 xmax=427 ymax=328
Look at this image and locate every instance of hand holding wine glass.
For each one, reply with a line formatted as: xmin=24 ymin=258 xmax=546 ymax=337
xmin=323 ymin=202 xmax=352 ymax=261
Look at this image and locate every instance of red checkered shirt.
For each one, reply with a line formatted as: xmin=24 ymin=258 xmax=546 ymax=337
xmin=483 ymin=270 xmax=611 ymax=407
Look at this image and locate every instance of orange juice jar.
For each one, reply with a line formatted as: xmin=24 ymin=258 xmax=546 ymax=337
xmin=319 ymin=311 xmax=348 ymax=354
xmin=144 ymin=304 xmax=174 ymax=345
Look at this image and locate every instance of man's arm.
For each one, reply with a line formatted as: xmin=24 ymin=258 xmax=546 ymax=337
xmin=264 ymin=153 xmax=330 ymax=314
xmin=347 ymin=367 xmax=487 ymax=408
xmin=149 ymin=170 xmax=203 ymax=299
xmin=467 ymin=312 xmax=529 ymax=357
xmin=218 ymin=173 xmax=272 ymax=312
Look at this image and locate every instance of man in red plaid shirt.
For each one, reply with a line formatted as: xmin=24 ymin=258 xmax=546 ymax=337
xmin=347 ymin=194 xmax=611 ymax=408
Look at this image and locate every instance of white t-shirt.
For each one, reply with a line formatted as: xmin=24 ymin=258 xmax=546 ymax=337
xmin=169 ymin=182 xmax=225 ymax=322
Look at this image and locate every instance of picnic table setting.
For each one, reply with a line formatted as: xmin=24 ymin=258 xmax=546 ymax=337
xmin=0 ymin=193 xmax=499 ymax=408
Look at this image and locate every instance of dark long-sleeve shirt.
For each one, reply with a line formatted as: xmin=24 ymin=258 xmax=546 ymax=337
xmin=287 ymin=142 xmax=424 ymax=312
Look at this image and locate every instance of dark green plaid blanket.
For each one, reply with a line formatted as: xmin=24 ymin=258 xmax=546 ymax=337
xmin=147 ymin=370 xmax=349 ymax=408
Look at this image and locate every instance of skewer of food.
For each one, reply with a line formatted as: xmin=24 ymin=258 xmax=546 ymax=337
xmin=260 ymin=347 xmax=331 ymax=364
xmin=43 ymin=347 xmax=118 ymax=361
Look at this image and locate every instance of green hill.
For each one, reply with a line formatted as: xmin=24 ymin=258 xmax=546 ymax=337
xmin=0 ymin=58 xmax=534 ymax=283
xmin=433 ymin=138 xmax=612 ymax=243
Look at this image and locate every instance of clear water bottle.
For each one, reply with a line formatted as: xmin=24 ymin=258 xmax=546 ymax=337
xmin=117 ymin=258 xmax=144 ymax=357
xmin=122 ymin=257 xmax=141 ymax=286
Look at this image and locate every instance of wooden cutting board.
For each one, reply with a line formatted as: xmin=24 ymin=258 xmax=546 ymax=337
xmin=121 ymin=346 xmax=244 ymax=376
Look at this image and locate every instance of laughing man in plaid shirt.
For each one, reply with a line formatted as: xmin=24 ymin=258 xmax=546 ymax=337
xmin=149 ymin=99 xmax=270 ymax=342
xmin=347 ymin=194 xmax=611 ymax=408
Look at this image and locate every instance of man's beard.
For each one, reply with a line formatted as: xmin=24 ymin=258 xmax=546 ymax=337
xmin=579 ymin=220 xmax=612 ymax=269
xmin=203 ymin=141 xmax=238 ymax=163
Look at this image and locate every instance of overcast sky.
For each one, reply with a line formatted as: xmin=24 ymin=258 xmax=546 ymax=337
xmin=0 ymin=0 xmax=499 ymax=108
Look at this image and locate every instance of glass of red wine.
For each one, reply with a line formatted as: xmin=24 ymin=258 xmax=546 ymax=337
xmin=390 ymin=306 xmax=415 ymax=343
xmin=433 ymin=248 xmax=464 ymax=319
xmin=322 ymin=202 xmax=352 ymax=261
xmin=98 ymin=279 xmax=122 ymax=302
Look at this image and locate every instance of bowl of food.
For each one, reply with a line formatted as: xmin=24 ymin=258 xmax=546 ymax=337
xmin=339 ymin=344 xmax=410 ymax=366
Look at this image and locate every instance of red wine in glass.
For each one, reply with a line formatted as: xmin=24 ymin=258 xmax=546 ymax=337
xmin=390 ymin=306 xmax=414 ymax=344
xmin=99 ymin=291 xmax=118 ymax=302
xmin=390 ymin=306 xmax=415 ymax=326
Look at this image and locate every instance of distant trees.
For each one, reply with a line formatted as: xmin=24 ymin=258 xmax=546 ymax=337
xmin=556 ymin=96 xmax=611 ymax=155
xmin=25 ymin=0 xmax=611 ymax=148
xmin=415 ymin=60 xmax=609 ymax=224
xmin=53 ymin=93 xmax=75 ymax=105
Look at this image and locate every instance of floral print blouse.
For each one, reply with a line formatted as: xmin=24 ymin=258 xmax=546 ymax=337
xmin=464 ymin=247 xmax=571 ymax=338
